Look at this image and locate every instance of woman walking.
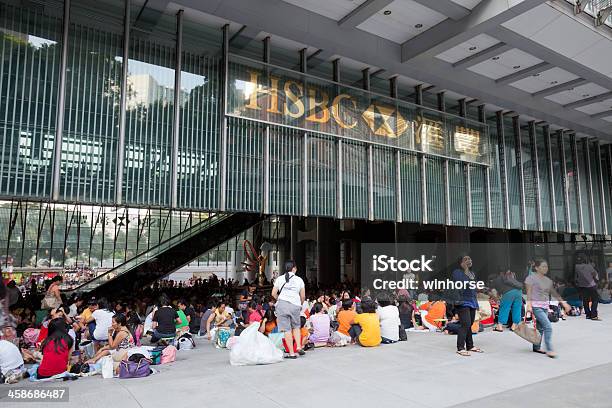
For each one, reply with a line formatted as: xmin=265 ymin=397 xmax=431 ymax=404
xmin=525 ymin=258 xmax=571 ymax=358
xmin=271 ymin=260 xmax=305 ymax=359
xmin=452 ymin=255 xmax=482 ymax=356
xmin=494 ymin=270 xmax=523 ymax=332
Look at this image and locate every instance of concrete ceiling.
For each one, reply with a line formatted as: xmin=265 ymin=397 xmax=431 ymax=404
xmin=167 ymin=0 xmax=612 ymax=138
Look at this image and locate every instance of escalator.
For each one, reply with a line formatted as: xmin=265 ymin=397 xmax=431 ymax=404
xmin=69 ymin=212 xmax=265 ymax=296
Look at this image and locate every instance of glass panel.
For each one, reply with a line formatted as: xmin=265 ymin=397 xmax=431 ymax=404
xmin=372 ymin=147 xmax=396 ymax=221
xmin=470 ymin=165 xmax=487 ymax=227
xmin=178 ymin=47 xmax=220 ymax=209
xmin=601 ymin=146 xmax=612 ymax=232
xmin=488 ymin=114 xmax=504 ymax=228
xmin=564 ymin=134 xmax=579 ymax=232
xmin=535 ymin=126 xmax=553 ymax=231
xmin=550 ymin=133 xmax=566 ymax=232
xmin=400 ymin=152 xmax=421 ymax=223
xmin=576 ymin=140 xmax=592 ymax=233
xmin=226 ymin=117 xmax=263 ymax=212
xmin=590 ymin=142 xmax=603 ymax=234
xmin=521 ymin=125 xmax=537 ymax=230
xmin=448 ymin=161 xmax=467 ymax=225
xmin=426 ymin=157 xmax=445 ymax=225
xmin=122 ymin=9 xmax=176 ymax=206
xmin=60 ymin=0 xmax=124 ymax=203
xmin=342 ymin=141 xmax=367 ymax=219
xmin=308 ymin=135 xmax=336 ymax=217
xmin=0 ymin=1 xmax=63 ymax=199
xmin=504 ymin=117 xmax=521 ymax=230
xmin=270 ymin=126 xmax=302 ymax=215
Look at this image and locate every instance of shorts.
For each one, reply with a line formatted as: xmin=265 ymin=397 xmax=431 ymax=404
xmin=275 ymin=300 xmax=301 ymax=332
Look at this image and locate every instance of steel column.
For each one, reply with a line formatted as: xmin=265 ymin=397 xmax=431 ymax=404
xmin=513 ymin=116 xmax=526 ymax=230
xmin=544 ymin=125 xmax=557 ymax=232
xmin=396 ymin=150 xmax=402 ymax=223
xmin=337 ymin=140 xmax=343 ymax=219
xmin=529 ymin=121 xmax=543 ymax=231
xmin=571 ymin=134 xmax=584 ymax=233
xmin=597 ymin=142 xmax=608 ymax=235
xmin=170 ymin=9 xmax=184 ymax=208
xmin=332 ymin=58 xmax=340 ymax=82
xmin=303 ymin=133 xmax=309 ymax=217
xmin=115 ymin=0 xmax=130 ymax=205
xmin=559 ymin=131 xmax=571 ymax=233
xmin=263 ymin=127 xmax=270 ymax=214
xmin=497 ymin=111 xmax=510 ymax=230
xmin=466 ymin=164 xmax=473 ymax=227
xmin=299 ymin=48 xmax=307 ymax=74
xmin=362 ymin=68 xmax=370 ymax=91
xmin=219 ymin=24 xmax=230 ymax=211
xmin=421 ymin=154 xmax=428 ymax=224
xmin=479 ymin=105 xmax=492 ymax=229
xmin=444 ymin=158 xmax=451 ymax=225
xmin=389 ymin=76 xmax=398 ymax=99
xmin=51 ymin=0 xmax=71 ymax=200
xmin=415 ymin=84 xmax=423 ymax=105
xmin=584 ymin=138 xmax=596 ymax=234
xmin=368 ymin=145 xmax=374 ymax=221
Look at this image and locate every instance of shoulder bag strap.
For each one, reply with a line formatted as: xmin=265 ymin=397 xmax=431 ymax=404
xmin=277 ymin=274 xmax=293 ymax=295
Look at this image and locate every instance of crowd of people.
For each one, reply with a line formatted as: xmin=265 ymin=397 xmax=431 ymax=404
xmin=0 ymin=255 xmax=609 ymax=383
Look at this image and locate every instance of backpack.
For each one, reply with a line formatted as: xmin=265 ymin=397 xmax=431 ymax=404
xmin=177 ymin=333 xmax=196 ymax=350
xmin=149 ymin=346 xmax=165 ymax=365
xmin=160 ymin=345 xmax=177 ymax=364
xmin=216 ymin=328 xmax=231 ymax=348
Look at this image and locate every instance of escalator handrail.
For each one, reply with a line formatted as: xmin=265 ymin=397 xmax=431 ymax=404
xmin=69 ymin=212 xmax=232 ymax=293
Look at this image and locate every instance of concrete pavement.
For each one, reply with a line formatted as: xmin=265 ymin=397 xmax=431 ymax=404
xmin=2 ymin=305 xmax=611 ymax=408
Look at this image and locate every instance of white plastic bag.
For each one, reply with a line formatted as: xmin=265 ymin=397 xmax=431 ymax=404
xmin=229 ymin=323 xmax=283 ymax=366
xmin=100 ymin=356 xmax=114 ymax=379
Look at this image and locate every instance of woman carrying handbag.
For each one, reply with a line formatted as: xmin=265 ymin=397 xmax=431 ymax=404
xmin=41 ymin=276 xmax=63 ymax=311
xmin=524 ymin=258 xmax=571 ymax=358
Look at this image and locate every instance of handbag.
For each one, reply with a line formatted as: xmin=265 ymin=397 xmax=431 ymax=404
xmin=41 ymin=293 xmax=60 ymax=310
xmin=513 ymin=314 xmax=542 ymax=345
xmin=119 ymin=359 xmax=151 ymax=379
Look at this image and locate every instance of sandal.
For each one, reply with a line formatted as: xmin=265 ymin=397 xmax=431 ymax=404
xmin=492 ymin=328 xmax=503 ymax=332
xmin=469 ymin=347 xmax=484 ymax=353
xmin=532 ymin=350 xmax=547 ymax=354
xmin=456 ymin=350 xmax=471 ymax=357
xmin=297 ymin=349 xmax=306 ymax=356
xmin=284 ymin=354 xmax=297 ymax=359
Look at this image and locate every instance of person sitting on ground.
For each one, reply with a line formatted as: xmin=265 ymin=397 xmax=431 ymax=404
xmin=308 ymin=302 xmax=331 ymax=346
xmin=377 ymin=294 xmax=400 ymax=343
xmin=418 ymin=297 xmax=447 ymax=331
xmin=336 ymin=300 xmax=356 ymax=340
xmin=74 ymin=299 xmax=97 ymax=338
xmin=198 ymin=301 xmax=215 ymax=337
xmin=443 ymin=312 xmax=461 ymax=335
xmin=151 ymin=298 xmax=180 ymax=343
xmin=247 ymin=301 xmax=264 ymax=325
xmin=206 ymin=301 xmax=232 ymax=340
xmin=398 ymin=296 xmax=414 ymax=329
xmin=598 ymin=282 xmax=612 ymax=304
xmin=84 ymin=299 xmax=114 ymax=350
xmin=349 ymin=298 xmax=381 ymax=347
xmin=85 ymin=313 xmax=134 ymax=365
xmin=176 ymin=300 xmax=191 ymax=336
xmin=259 ymin=308 xmax=278 ymax=336
xmin=37 ymin=318 xmax=73 ymax=379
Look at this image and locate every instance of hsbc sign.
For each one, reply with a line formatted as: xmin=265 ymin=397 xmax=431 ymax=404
xmin=226 ymin=58 xmax=488 ymax=165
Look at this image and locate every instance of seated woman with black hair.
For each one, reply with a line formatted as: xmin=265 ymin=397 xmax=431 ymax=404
xmin=258 ymin=308 xmax=278 ymax=336
xmin=37 ymin=318 xmax=73 ymax=379
xmin=349 ymin=299 xmax=381 ymax=347
xmin=377 ymin=294 xmax=400 ymax=343
xmin=308 ymin=302 xmax=331 ymax=346
xmin=85 ymin=313 xmax=134 ymax=365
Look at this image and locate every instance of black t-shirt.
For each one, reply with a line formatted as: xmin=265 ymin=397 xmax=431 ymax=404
xmin=153 ymin=307 xmax=178 ymax=334
xmin=185 ymin=306 xmax=198 ymax=330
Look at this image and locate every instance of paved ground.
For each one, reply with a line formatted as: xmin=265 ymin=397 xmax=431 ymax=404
xmin=2 ymin=305 xmax=611 ymax=408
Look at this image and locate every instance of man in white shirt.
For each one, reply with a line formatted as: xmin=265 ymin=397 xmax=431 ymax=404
xmin=272 ymin=260 xmax=305 ymax=358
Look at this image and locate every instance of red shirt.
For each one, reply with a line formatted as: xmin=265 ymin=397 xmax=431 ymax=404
xmin=248 ymin=310 xmax=263 ymax=324
xmin=38 ymin=339 xmax=70 ymax=377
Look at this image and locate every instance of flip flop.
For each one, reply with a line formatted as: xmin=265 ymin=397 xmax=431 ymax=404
xmin=493 ymin=328 xmax=504 ymax=332
xmin=456 ymin=350 xmax=471 ymax=357
xmin=469 ymin=347 xmax=484 ymax=353
xmin=284 ymin=354 xmax=297 ymax=359
xmin=532 ymin=350 xmax=547 ymax=354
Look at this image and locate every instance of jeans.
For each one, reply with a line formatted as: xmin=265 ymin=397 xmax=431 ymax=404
xmin=532 ymin=307 xmax=553 ymax=352
xmin=498 ymin=289 xmax=523 ymax=325
xmin=579 ymin=286 xmax=599 ymax=318
xmin=456 ymin=306 xmax=476 ymax=351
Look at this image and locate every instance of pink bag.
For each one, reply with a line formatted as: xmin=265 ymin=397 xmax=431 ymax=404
xmin=23 ymin=328 xmax=40 ymax=346
xmin=160 ymin=345 xmax=177 ymax=364
xmin=134 ymin=325 xmax=143 ymax=346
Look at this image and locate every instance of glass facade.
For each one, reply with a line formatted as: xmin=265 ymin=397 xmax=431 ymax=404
xmin=0 ymin=0 xmax=610 ymax=248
